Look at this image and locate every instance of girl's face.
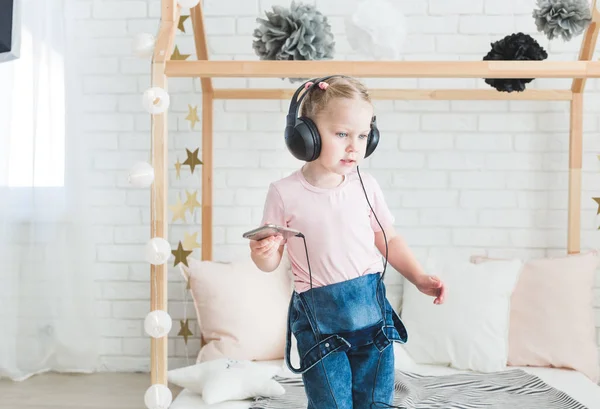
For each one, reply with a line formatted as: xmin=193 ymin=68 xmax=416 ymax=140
xmin=314 ymin=97 xmax=374 ymax=176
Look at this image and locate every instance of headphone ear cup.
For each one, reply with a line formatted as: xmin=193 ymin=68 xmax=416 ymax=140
xmin=285 ymin=117 xmax=321 ymax=162
xmin=300 ymin=117 xmax=321 ymax=161
xmin=365 ymin=119 xmax=379 ymax=158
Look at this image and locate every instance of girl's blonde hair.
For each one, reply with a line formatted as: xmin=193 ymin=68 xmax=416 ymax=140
xmin=299 ymin=76 xmax=371 ymax=119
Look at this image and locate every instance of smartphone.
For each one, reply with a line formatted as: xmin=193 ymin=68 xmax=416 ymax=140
xmin=242 ymin=224 xmax=302 ymax=241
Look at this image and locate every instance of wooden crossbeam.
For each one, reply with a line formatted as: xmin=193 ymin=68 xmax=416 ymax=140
xmin=213 ymin=88 xmax=573 ymax=101
xmin=165 ymin=60 xmax=600 ymax=79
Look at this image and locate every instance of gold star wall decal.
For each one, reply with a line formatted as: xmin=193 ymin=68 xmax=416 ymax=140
xmin=182 ymin=231 xmax=201 ymax=251
xmin=178 ymin=15 xmax=189 ymax=32
xmin=175 ymin=157 xmax=182 ymax=180
xmin=172 ymin=241 xmax=193 ymax=267
xmin=593 ymin=197 xmax=600 ymax=215
xmin=178 ymin=319 xmax=193 ymax=344
xmin=183 ymin=148 xmax=203 ymax=174
xmin=185 ymin=104 xmax=199 ymax=130
xmin=171 ymin=45 xmax=190 ymax=61
xmin=183 ymin=190 xmax=201 ymax=213
xmin=169 ymin=193 xmax=188 ymax=223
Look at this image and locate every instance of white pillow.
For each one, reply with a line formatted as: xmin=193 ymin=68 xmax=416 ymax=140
xmin=393 ymin=343 xmax=417 ymax=372
xmin=168 ymin=358 xmax=285 ymax=405
xmin=401 ymin=259 xmax=523 ymax=373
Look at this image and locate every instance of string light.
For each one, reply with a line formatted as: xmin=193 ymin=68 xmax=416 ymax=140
xmin=132 ymin=33 xmax=155 ymax=58
xmin=142 ymin=87 xmax=170 ymax=115
xmin=134 ymin=80 xmax=173 ymax=408
xmin=128 ymin=162 xmax=155 ymax=188
xmin=144 ymin=310 xmax=173 ymax=339
xmin=144 ymin=237 xmax=172 ymax=265
xmin=144 ymin=384 xmax=173 ymax=409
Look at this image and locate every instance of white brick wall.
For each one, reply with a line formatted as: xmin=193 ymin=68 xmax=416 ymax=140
xmin=66 ymin=0 xmax=600 ymax=372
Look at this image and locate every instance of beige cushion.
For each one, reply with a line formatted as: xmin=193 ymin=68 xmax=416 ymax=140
xmin=471 ymin=251 xmax=599 ymax=382
xmin=184 ymin=253 xmax=293 ymax=363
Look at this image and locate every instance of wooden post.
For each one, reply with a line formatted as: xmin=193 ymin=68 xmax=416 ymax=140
xmin=150 ymin=0 xmax=178 ymax=386
xmin=161 ymin=0 xmax=177 ymax=22
xmin=572 ymin=0 xmax=599 ymax=93
xmin=568 ymin=93 xmax=583 ymax=254
xmin=190 ymin=2 xmax=213 ymax=260
xmin=568 ymin=0 xmax=598 ymax=254
xmin=201 ymin=92 xmax=213 ymax=261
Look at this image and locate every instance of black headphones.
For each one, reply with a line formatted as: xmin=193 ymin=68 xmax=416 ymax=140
xmin=284 ymin=75 xmax=380 ymax=162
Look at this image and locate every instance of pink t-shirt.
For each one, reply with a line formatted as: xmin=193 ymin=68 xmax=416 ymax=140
xmin=261 ymin=168 xmax=395 ymax=293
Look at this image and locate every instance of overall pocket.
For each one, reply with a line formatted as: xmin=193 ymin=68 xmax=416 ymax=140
xmin=286 ymin=292 xmax=350 ymax=374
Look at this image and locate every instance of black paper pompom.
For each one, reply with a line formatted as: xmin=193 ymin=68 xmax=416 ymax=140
xmin=482 ymin=32 xmax=548 ymax=92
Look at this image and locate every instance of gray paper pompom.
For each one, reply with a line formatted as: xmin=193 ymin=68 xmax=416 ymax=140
xmin=533 ymin=0 xmax=592 ymax=41
xmin=252 ymin=1 xmax=335 ymax=82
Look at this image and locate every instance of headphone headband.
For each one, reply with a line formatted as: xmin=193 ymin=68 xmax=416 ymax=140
xmin=286 ymin=75 xmax=347 ymax=126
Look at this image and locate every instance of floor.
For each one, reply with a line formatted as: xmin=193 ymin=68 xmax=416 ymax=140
xmin=0 ymin=373 xmax=182 ymax=409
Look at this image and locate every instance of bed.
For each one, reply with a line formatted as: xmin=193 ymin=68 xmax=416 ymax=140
xmin=137 ymin=1 xmax=600 ymax=408
xmin=169 ymin=357 xmax=600 ymax=409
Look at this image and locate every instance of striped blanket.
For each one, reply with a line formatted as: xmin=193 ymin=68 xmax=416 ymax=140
xmin=251 ymin=369 xmax=588 ymax=409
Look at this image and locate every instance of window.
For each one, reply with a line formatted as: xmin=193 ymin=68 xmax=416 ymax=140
xmin=0 ymin=3 xmax=65 ymax=188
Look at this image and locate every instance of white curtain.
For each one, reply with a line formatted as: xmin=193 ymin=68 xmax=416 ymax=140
xmin=0 ymin=0 xmax=98 ymax=381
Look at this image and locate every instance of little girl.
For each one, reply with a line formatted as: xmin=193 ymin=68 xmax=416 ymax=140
xmin=250 ymin=75 xmax=445 ymax=409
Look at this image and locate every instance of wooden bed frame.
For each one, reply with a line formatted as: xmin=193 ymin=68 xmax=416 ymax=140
xmin=148 ymin=0 xmax=600 ymax=391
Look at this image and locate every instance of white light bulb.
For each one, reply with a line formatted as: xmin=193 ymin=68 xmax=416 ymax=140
xmin=145 ymin=237 xmax=172 ymax=265
xmin=144 ymin=384 xmax=172 ymax=409
xmin=128 ymin=162 xmax=155 ymax=188
xmin=177 ymin=0 xmax=200 ymax=8
xmin=142 ymin=87 xmax=170 ymax=115
xmin=144 ymin=310 xmax=172 ymax=338
xmin=133 ymin=33 xmax=155 ymax=58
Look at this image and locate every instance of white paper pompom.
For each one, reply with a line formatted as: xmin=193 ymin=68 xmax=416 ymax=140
xmin=344 ymin=0 xmax=407 ymax=60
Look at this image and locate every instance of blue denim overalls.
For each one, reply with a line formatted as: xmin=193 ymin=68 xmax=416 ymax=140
xmin=284 ymin=272 xmax=408 ymax=409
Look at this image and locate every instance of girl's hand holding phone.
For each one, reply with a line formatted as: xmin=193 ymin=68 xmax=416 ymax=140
xmin=249 ymin=233 xmax=283 ymax=259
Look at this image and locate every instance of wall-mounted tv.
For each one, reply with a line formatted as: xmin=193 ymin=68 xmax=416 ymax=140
xmin=0 ymin=0 xmax=20 ymax=63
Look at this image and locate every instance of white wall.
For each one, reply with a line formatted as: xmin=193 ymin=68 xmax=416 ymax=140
xmin=65 ymin=0 xmax=600 ymax=372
